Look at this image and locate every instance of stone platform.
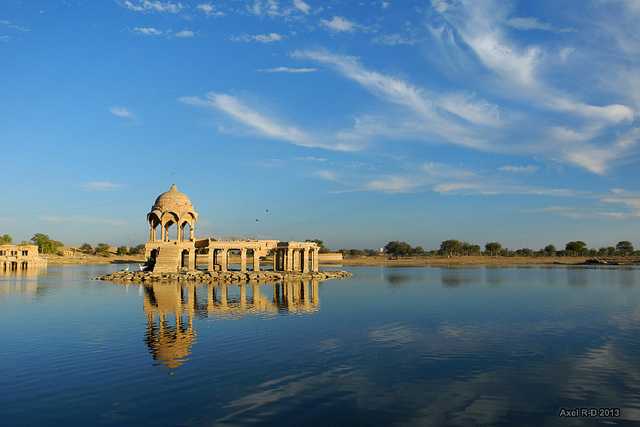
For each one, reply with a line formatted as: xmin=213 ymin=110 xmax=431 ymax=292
xmin=97 ymin=269 xmax=352 ymax=285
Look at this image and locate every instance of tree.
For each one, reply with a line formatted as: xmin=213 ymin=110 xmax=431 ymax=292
xmin=515 ymin=248 xmax=533 ymax=256
xmin=305 ymin=239 xmax=329 ymax=253
xmin=384 ymin=241 xmax=413 ymax=257
xmin=128 ymin=244 xmax=146 ymax=255
xmin=413 ymin=246 xmax=426 ymax=255
xmin=606 ymin=246 xmax=616 ymax=256
xmin=116 ymin=246 xmax=129 ymax=256
xmin=543 ymin=244 xmax=556 ymax=256
xmin=616 ymin=241 xmax=634 ymax=256
xmin=95 ymin=243 xmax=110 ymax=256
xmin=461 ymin=242 xmax=481 ymax=256
xmin=79 ymin=243 xmax=93 ymax=253
xmin=485 ymin=242 xmax=502 ymax=256
xmin=565 ymin=241 xmax=587 ymax=256
xmin=439 ymin=240 xmax=463 ymax=257
xmin=0 ymin=234 xmax=12 ymax=244
xmin=31 ymin=233 xmax=63 ymax=254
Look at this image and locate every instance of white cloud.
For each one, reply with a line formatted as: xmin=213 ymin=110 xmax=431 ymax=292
xmin=196 ymin=3 xmax=223 ymax=16
xmin=257 ymin=66 xmax=317 ymax=73
xmin=109 ymin=106 xmax=135 ymax=119
xmin=175 ymin=30 xmax=194 ymax=38
xmin=423 ymin=162 xmax=475 ymax=179
xmin=372 ymin=34 xmax=418 ymax=46
xmin=296 ymin=156 xmax=327 ymax=162
xmin=498 ymin=165 xmax=538 ymax=173
xmin=293 ymin=0 xmax=311 ymax=14
xmin=292 ymin=49 xmax=494 ymax=149
xmin=506 ymin=17 xmax=573 ymax=33
xmin=563 ymin=128 xmax=640 ymax=175
xmin=438 ymin=93 xmax=502 ymax=127
xmin=365 ymin=176 xmax=418 ymax=193
xmin=314 ymin=170 xmax=338 ymax=181
xmin=321 ymin=16 xmax=359 ymax=33
xmin=247 ymin=0 xmax=284 ymax=17
xmin=231 ymin=33 xmax=284 ymax=43
xmin=121 ymin=0 xmax=183 ymax=13
xmin=133 ymin=27 xmax=163 ymax=36
xmin=81 ymin=181 xmax=123 ymax=191
xmin=0 ymin=19 xmax=29 ymax=32
xmin=179 ymin=92 xmax=358 ymax=151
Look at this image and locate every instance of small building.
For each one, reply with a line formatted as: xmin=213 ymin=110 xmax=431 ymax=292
xmin=0 ymin=244 xmax=47 ymax=272
xmin=144 ymin=185 xmax=321 ymax=273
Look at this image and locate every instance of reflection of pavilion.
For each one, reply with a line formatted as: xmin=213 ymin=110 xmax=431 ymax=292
xmin=0 ymin=267 xmax=44 ymax=300
xmin=142 ymin=279 xmax=321 ymax=368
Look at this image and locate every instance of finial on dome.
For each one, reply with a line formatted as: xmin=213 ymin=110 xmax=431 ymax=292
xmin=169 ymin=184 xmax=178 ymax=192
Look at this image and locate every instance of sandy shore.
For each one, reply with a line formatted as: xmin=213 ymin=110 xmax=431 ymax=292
xmin=332 ymin=255 xmax=640 ymax=267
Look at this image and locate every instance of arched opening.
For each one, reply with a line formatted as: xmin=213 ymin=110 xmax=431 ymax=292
xmin=164 ymin=220 xmax=177 ymax=241
xmin=180 ymin=221 xmax=192 ymax=242
xmin=181 ymin=249 xmax=190 ymax=270
xmin=148 ymin=212 xmax=161 ymax=242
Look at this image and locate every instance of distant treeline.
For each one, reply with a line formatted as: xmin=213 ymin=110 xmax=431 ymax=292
xmin=0 ymin=233 xmax=145 ymax=257
xmin=338 ymin=240 xmax=638 ymax=258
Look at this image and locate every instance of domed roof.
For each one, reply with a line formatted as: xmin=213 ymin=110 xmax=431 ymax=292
xmin=152 ymin=184 xmax=195 ymax=213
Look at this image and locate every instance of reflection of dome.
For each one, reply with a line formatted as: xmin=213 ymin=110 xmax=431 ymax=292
xmin=152 ymin=184 xmax=194 ymax=213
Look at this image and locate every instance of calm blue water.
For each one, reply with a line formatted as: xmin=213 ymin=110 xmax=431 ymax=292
xmin=2 ymin=264 xmax=640 ymax=426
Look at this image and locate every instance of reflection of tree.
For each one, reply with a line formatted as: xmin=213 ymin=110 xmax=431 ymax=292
xmin=386 ymin=273 xmax=411 ymax=287
xmin=440 ymin=269 xmax=473 ymax=287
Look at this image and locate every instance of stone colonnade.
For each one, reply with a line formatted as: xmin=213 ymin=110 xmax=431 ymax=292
xmin=273 ymin=247 xmax=320 ymax=273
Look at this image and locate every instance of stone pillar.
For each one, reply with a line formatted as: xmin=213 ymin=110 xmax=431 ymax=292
xmin=303 ymin=249 xmax=310 ymax=273
xmin=292 ymin=250 xmax=300 ymax=272
xmin=221 ymin=250 xmax=228 ymax=272
xmin=312 ymin=249 xmax=319 ymax=272
xmin=190 ymin=225 xmax=195 ymax=241
xmin=189 ymin=250 xmax=196 ymax=270
xmin=208 ymin=249 xmax=214 ymax=272
xmin=273 ymin=251 xmax=278 ymax=271
xmin=240 ymin=248 xmax=247 ymax=273
xmin=286 ymin=249 xmax=293 ymax=272
xmin=253 ymin=250 xmax=260 ymax=272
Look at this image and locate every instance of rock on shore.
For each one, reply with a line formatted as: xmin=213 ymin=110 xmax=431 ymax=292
xmin=96 ymin=269 xmax=352 ymax=284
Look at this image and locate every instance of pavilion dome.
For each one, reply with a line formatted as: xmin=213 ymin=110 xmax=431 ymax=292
xmin=152 ymin=184 xmax=195 ymax=214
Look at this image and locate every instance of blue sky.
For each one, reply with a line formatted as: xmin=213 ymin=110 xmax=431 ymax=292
xmin=1 ymin=0 xmax=639 ymax=250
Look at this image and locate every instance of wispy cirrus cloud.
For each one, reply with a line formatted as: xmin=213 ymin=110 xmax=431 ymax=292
xmin=109 ymin=106 xmax=134 ymax=119
xmin=196 ymin=3 xmax=223 ymax=16
xmin=506 ymin=17 xmax=574 ymax=33
xmin=293 ymin=0 xmax=311 ymax=14
xmin=121 ymin=0 xmax=183 ymax=13
xmin=320 ymin=16 xmax=361 ymax=33
xmin=0 ymin=19 xmax=29 ymax=32
xmin=499 ymin=165 xmax=538 ymax=174
xmin=174 ymin=30 xmax=194 ymax=38
xmin=179 ymin=92 xmax=359 ymax=151
xmin=230 ymin=33 xmax=284 ymax=43
xmin=258 ymin=67 xmax=318 ymax=73
xmin=133 ymin=26 xmax=163 ymax=36
xmin=81 ymin=181 xmax=123 ymax=191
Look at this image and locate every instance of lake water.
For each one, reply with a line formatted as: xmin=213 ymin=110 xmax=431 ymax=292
xmin=2 ymin=264 xmax=640 ymax=426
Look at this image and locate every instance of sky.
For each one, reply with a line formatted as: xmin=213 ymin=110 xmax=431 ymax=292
xmin=1 ymin=0 xmax=640 ymax=250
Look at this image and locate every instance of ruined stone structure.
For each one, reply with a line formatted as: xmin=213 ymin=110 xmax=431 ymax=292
xmin=0 ymin=244 xmax=47 ymax=272
xmin=144 ymin=185 xmax=321 ymax=274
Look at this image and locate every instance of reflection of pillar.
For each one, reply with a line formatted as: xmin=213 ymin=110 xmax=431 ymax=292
xmin=221 ymin=250 xmax=228 ymax=272
xmin=286 ymin=282 xmax=294 ymax=306
xmin=207 ymin=284 xmax=215 ymax=314
xmin=311 ymin=279 xmax=319 ymax=306
xmin=252 ymin=283 xmax=260 ymax=306
xmin=253 ymin=251 xmax=260 ymax=272
xmin=303 ymin=249 xmax=310 ymax=273
xmin=302 ymin=280 xmax=310 ymax=308
xmin=219 ymin=284 xmax=228 ymax=307
xmin=240 ymin=248 xmax=247 ymax=273
xmin=273 ymin=283 xmax=279 ymax=303
xmin=240 ymin=285 xmax=247 ymax=309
